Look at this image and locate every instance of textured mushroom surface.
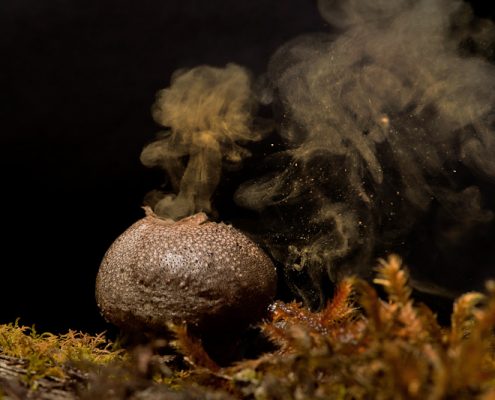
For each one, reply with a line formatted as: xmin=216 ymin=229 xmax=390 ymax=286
xmin=96 ymin=210 xmax=277 ymax=334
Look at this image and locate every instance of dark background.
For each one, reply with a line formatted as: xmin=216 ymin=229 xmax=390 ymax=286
xmin=1 ymin=0 xmax=494 ymax=334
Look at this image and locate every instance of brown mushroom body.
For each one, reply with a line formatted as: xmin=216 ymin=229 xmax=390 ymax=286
xmin=96 ymin=210 xmax=277 ymax=334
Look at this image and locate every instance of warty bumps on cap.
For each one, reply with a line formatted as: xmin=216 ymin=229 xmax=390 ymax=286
xmin=96 ymin=208 xmax=277 ymax=334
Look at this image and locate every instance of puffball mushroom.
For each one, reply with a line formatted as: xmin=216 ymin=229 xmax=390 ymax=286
xmin=95 ymin=208 xmax=277 ymax=335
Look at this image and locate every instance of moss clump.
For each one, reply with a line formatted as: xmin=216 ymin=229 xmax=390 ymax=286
xmin=164 ymin=255 xmax=495 ymax=399
xmin=0 ymin=321 xmax=123 ymax=387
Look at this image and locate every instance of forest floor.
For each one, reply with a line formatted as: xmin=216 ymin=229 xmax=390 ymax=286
xmin=1 ymin=255 xmax=495 ymax=400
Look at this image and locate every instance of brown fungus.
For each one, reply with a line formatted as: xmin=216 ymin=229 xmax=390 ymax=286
xmin=95 ymin=208 xmax=277 ymax=336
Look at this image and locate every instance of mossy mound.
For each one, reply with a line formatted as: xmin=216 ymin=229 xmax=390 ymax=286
xmin=1 ymin=255 xmax=495 ymax=399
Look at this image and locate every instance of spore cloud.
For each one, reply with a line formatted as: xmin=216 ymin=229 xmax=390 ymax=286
xmin=143 ymin=0 xmax=495 ymax=307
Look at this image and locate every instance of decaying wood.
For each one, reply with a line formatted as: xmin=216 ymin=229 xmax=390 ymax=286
xmin=0 ymin=351 xmax=186 ymax=400
xmin=0 ymin=354 xmax=81 ymax=400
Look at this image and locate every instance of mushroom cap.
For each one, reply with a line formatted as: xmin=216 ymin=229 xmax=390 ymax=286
xmin=96 ymin=212 xmax=277 ymax=334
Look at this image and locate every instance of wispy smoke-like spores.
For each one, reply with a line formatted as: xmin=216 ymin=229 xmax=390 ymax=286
xmin=141 ymin=64 xmax=263 ymax=220
xmin=234 ymin=0 xmax=495 ymax=306
xmin=142 ymin=0 xmax=495 ymax=308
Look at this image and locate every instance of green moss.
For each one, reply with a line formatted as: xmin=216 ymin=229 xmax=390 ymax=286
xmin=0 ymin=320 xmax=124 ymax=387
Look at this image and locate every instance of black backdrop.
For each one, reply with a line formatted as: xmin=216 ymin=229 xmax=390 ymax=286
xmin=1 ymin=0 xmax=494 ymax=334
